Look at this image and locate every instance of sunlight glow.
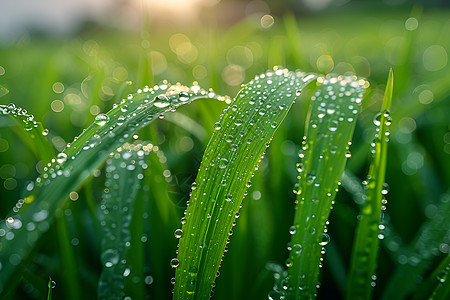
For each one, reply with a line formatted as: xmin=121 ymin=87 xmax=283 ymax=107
xmin=140 ymin=0 xmax=221 ymax=23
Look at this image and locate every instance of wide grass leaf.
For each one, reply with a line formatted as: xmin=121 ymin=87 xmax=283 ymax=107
xmin=173 ymin=68 xmax=317 ymax=299
xmin=0 ymin=83 xmax=226 ymax=294
xmin=281 ymin=76 xmax=366 ymax=299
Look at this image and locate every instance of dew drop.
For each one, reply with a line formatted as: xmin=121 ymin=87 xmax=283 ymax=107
xmin=381 ymin=183 xmax=390 ymax=195
xmin=219 ymin=158 xmax=229 ymax=169
xmin=328 ymin=120 xmax=338 ymax=132
xmin=225 ymin=194 xmax=232 ymax=202
xmin=102 ymin=249 xmax=119 ymax=267
xmin=292 ymin=244 xmax=302 ymax=255
xmin=213 ymin=122 xmax=222 ymax=130
xmin=305 ymin=173 xmax=316 ymax=184
xmin=189 ymin=266 xmax=198 ymax=277
xmin=319 ymin=233 xmax=330 ymax=246
xmin=174 ymin=229 xmax=183 ymax=239
xmin=56 ymin=153 xmax=67 ymax=164
xmin=154 ymin=94 xmax=170 ymax=108
xmin=436 ymin=270 xmax=447 ymax=283
xmin=179 ymin=91 xmax=190 ymax=102
xmin=145 ymin=275 xmax=154 ymax=285
xmin=170 ymin=258 xmax=180 ymax=268
xmin=289 ymin=226 xmax=297 ymax=235
xmin=95 ymin=114 xmax=109 ymax=126
xmin=117 ymin=116 xmax=125 ymax=126
xmin=285 ymin=258 xmax=293 ymax=268
xmin=373 ymin=113 xmax=382 ymax=126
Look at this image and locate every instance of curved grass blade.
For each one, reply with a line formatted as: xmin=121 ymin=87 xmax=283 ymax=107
xmin=280 ymin=76 xmax=366 ymax=299
xmin=98 ymin=141 xmax=151 ymax=299
xmin=173 ymin=68 xmax=317 ymax=299
xmin=346 ymin=69 xmax=393 ymax=300
xmin=0 ymin=83 xmax=227 ymax=294
xmin=0 ymin=103 xmax=55 ymax=162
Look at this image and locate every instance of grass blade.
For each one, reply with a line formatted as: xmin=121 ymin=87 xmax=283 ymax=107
xmin=47 ymin=277 xmax=56 ymax=300
xmin=429 ymin=256 xmax=450 ymax=300
xmin=0 ymin=83 xmax=226 ymax=294
xmin=412 ymin=255 xmax=450 ymax=300
xmin=346 ymin=68 xmax=393 ymax=299
xmin=98 ymin=141 xmax=151 ymax=299
xmin=282 ymin=76 xmax=366 ymax=299
xmin=382 ymin=193 xmax=450 ymax=299
xmin=173 ymin=68 xmax=317 ymax=299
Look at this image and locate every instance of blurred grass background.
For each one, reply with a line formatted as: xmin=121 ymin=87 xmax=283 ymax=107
xmin=0 ymin=0 xmax=449 ymax=299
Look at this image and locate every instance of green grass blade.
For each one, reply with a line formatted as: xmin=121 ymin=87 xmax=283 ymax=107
xmin=346 ymin=69 xmax=393 ymax=300
xmin=382 ymin=193 xmax=450 ymax=299
xmin=412 ymin=255 xmax=450 ymax=300
xmin=0 ymin=103 xmax=55 ymax=163
xmin=0 ymin=83 xmax=226 ymax=293
xmin=283 ymin=76 xmax=366 ymax=299
xmin=47 ymin=277 xmax=55 ymax=300
xmin=173 ymin=68 xmax=317 ymax=299
xmin=98 ymin=141 xmax=150 ymax=299
xmin=429 ymin=256 xmax=450 ymax=300
xmin=56 ymin=213 xmax=81 ymax=300
xmin=283 ymin=14 xmax=306 ymax=69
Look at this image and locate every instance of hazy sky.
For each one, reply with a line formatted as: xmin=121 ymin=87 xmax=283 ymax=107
xmin=0 ymin=0 xmax=115 ymax=42
xmin=0 ymin=0 xmax=228 ymax=43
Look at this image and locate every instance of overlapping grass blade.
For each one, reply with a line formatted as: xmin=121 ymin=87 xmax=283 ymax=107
xmin=346 ymin=69 xmax=393 ymax=300
xmin=0 ymin=103 xmax=55 ymax=162
xmin=428 ymin=255 xmax=450 ymax=300
xmin=279 ymin=76 xmax=366 ymax=299
xmin=98 ymin=141 xmax=151 ymax=299
xmin=412 ymin=255 xmax=450 ymax=300
xmin=173 ymin=68 xmax=317 ymax=299
xmin=382 ymin=193 xmax=450 ymax=299
xmin=0 ymin=83 xmax=227 ymax=294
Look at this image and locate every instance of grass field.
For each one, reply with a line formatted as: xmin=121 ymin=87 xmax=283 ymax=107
xmin=0 ymin=3 xmax=449 ymax=299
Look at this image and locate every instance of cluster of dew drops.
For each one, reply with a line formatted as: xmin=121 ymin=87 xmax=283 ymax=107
xmin=168 ymin=67 xmax=316 ymax=293
xmin=99 ymin=141 xmax=158 ymax=292
xmin=0 ymin=81 xmax=229 ymax=275
xmin=269 ymin=75 xmax=370 ymax=299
